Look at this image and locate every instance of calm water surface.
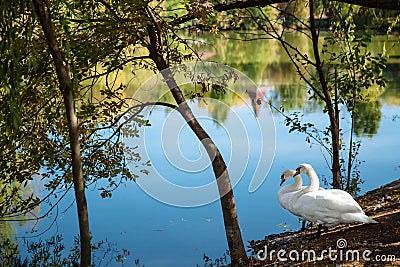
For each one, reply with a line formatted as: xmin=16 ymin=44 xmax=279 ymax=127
xmin=13 ymin=33 xmax=400 ymax=266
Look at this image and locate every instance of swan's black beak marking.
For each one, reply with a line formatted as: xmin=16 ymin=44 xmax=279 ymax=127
xmin=280 ymin=175 xmax=286 ymax=186
xmin=293 ymin=168 xmax=300 ymax=177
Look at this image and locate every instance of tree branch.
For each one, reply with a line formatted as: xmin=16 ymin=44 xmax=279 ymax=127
xmin=268 ymin=101 xmax=333 ymax=155
xmin=213 ymin=0 xmax=400 ymax=11
xmin=172 ymin=0 xmax=400 ymax=25
xmin=83 ymin=101 xmax=177 ymax=151
xmin=248 ymin=7 xmax=325 ymax=101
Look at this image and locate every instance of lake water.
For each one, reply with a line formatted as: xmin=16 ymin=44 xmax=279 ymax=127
xmin=10 ymin=33 xmax=400 ymax=266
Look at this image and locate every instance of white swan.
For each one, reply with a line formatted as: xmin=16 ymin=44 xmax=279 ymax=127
xmin=278 ymin=169 xmax=324 ymax=230
xmin=278 ymin=169 xmax=303 ymax=215
xmin=291 ymin=163 xmax=377 ymax=228
xmin=278 ymin=169 xmax=307 ymax=230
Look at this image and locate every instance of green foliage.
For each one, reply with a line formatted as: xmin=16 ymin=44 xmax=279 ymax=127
xmin=0 ymin=0 xmax=171 ymax=216
xmin=0 ymin=1 xmax=62 ymax=217
xmin=0 ymin=237 xmax=23 ymax=267
xmin=0 ymin=0 xmax=221 ymax=218
xmin=0 ymin=1 xmax=209 ymax=217
xmin=322 ymin=3 xmax=387 ymax=190
xmin=340 ymin=140 xmax=364 ymax=196
xmin=257 ymin=1 xmax=391 ymax=191
xmin=323 ymin=4 xmax=387 ymax=108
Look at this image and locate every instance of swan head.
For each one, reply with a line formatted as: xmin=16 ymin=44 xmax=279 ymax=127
xmin=280 ymin=169 xmax=296 ymax=186
xmin=293 ymin=163 xmax=314 ymax=176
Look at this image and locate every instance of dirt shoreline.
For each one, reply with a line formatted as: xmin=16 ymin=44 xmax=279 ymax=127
xmin=247 ymin=179 xmax=400 ymax=266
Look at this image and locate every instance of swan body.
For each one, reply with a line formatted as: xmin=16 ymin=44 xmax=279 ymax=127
xmin=278 ymin=169 xmax=324 ymax=220
xmin=278 ymin=169 xmax=303 ymax=217
xmin=292 ymin=163 xmax=377 ymax=227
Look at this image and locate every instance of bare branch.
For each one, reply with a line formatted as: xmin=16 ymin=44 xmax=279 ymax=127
xmin=214 ymin=0 xmax=400 ymax=11
xmin=247 ymin=8 xmax=325 ymax=100
xmin=268 ymin=101 xmax=333 ymax=155
xmin=172 ymin=0 xmax=400 ymax=26
xmin=83 ymin=101 xmax=177 ymax=151
xmin=79 ymin=56 xmax=151 ymax=83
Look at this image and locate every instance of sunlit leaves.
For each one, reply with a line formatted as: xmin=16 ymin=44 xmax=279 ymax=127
xmin=0 ymin=0 xmax=156 ymax=217
xmin=324 ymin=3 xmax=387 ymax=125
xmin=1 ymin=0 xmax=237 ymax=216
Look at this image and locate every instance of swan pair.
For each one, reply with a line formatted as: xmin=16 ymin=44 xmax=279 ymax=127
xmin=278 ymin=163 xmax=377 ymax=233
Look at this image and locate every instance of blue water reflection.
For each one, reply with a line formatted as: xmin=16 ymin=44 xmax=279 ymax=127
xmin=22 ymin=93 xmax=399 ymax=266
xmin=15 ymin=36 xmax=400 ymax=267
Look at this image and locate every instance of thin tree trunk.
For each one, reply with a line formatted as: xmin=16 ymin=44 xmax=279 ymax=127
xmin=346 ymin=97 xmax=356 ymax=191
xmin=346 ymin=109 xmax=355 ymax=190
xmin=31 ymin=1 xmax=91 ymax=265
xmin=309 ymin=0 xmax=342 ymax=189
xmin=146 ymin=22 xmax=247 ymax=265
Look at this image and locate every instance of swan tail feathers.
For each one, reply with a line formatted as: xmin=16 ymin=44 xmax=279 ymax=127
xmin=341 ymin=213 xmax=378 ymax=224
xmin=366 ymin=217 xmax=378 ymax=224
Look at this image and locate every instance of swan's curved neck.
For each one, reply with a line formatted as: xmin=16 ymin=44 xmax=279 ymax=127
xmin=292 ymin=175 xmax=303 ymax=189
xmin=279 ymin=175 xmax=303 ymax=193
xmin=306 ymin=168 xmax=319 ymax=191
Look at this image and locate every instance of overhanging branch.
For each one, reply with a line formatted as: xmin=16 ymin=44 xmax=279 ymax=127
xmin=213 ymin=0 xmax=400 ymax=11
xmin=172 ymin=0 xmax=400 ymax=25
xmin=83 ymin=101 xmax=177 ymax=151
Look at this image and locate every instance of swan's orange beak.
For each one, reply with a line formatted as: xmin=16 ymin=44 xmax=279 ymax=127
xmin=280 ymin=175 xmax=286 ymax=186
xmin=293 ymin=168 xmax=300 ymax=177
